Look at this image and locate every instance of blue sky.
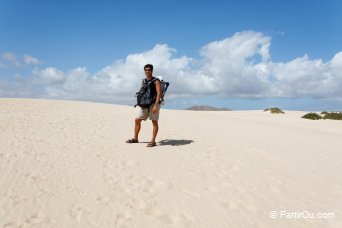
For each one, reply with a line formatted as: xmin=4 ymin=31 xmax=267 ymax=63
xmin=1 ymin=0 xmax=342 ymax=110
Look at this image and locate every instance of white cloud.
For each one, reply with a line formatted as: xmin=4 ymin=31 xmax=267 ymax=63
xmin=269 ymin=53 xmax=342 ymax=98
xmin=33 ymin=67 xmax=65 ymax=84
xmin=24 ymin=54 xmax=41 ymax=65
xmin=107 ymin=44 xmax=192 ymax=94
xmin=1 ymin=31 xmax=342 ymax=104
xmin=195 ymin=31 xmax=272 ymax=97
xmin=1 ymin=52 xmax=22 ymax=67
xmin=36 ymin=45 xmax=193 ymax=102
xmin=1 ymin=52 xmax=41 ymax=67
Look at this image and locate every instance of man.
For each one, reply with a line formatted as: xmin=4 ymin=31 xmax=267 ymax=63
xmin=126 ymin=64 xmax=161 ymax=147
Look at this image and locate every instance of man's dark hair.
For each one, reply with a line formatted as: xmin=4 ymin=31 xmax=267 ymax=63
xmin=144 ymin=64 xmax=153 ymax=71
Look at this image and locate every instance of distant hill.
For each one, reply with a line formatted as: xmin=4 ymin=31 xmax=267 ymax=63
xmin=185 ymin=105 xmax=231 ymax=111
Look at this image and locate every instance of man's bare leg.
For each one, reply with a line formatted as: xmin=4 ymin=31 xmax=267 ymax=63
xmin=134 ymin=118 xmax=143 ymax=140
xmin=151 ymin=120 xmax=158 ymax=143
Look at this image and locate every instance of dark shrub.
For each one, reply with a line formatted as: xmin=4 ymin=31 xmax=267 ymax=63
xmin=264 ymin=107 xmax=285 ymax=114
xmin=323 ymin=112 xmax=342 ymax=120
xmin=301 ymin=113 xmax=322 ymax=120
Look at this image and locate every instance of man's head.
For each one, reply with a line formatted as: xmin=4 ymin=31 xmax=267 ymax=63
xmin=144 ymin=64 xmax=153 ymax=78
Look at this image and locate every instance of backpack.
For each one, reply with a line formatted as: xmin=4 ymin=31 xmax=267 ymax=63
xmin=159 ymin=79 xmax=170 ymax=102
xmin=134 ymin=77 xmax=170 ymax=108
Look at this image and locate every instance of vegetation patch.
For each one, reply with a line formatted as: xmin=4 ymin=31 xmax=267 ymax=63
xmin=323 ymin=112 xmax=342 ymax=120
xmin=264 ymin=107 xmax=285 ymax=114
xmin=301 ymin=111 xmax=342 ymax=120
xmin=301 ymin=113 xmax=322 ymax=120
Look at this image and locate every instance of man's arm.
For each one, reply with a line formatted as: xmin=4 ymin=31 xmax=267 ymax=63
xmin=155 ymin=80 xmax=161 ymax=106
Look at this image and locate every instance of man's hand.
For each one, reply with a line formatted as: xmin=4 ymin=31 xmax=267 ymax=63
xmin=152 ymin=104 xmax=159 ymax=113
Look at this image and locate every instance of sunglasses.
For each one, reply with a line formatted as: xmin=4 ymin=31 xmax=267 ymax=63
xmin=144 ymin=69 xmax=152 ymax=72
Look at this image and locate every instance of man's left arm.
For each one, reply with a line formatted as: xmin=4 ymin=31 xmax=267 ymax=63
xmin=153 ymin=80 xmax=161 ymax=111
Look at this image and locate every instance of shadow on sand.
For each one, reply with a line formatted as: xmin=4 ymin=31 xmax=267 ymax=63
xmin=158 ymin=139 xmax=194 ymax=146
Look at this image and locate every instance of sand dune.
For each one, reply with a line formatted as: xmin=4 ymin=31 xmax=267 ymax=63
xmin=0 ymin=98 xmax=341 ymax=228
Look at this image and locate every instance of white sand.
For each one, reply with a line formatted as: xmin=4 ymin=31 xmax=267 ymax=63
xmin=0 ymin=98 xmax=341 ymax=228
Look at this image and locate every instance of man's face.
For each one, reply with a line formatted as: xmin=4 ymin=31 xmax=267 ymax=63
xmin=144 ymin=67 xmax=153 ymax=77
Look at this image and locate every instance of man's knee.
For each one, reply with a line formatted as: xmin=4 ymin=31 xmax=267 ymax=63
xmin=152 ymin=120 xmax=158 ymax=126
xmin=135 ymin=118 xmax=143 ymax=125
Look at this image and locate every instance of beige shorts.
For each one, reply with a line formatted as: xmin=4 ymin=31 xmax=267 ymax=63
xmin=136 ymin=103 xmax=160 ymax=121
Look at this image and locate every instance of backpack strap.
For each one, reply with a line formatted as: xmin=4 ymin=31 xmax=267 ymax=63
xmin=148 ymin=77 xmax=158 ymax=84
xmin=141 ymin=77 xmax=158 ymax=86
xmin=161 ymin=81 xmax=169 ymax=101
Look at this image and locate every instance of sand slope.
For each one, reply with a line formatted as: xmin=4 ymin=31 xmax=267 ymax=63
xmin=0 ymin=98 xmax=341 ymax=228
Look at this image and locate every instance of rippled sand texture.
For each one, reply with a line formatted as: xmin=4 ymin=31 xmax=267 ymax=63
xmin=1 ymin=98 xmax=341 ymax=228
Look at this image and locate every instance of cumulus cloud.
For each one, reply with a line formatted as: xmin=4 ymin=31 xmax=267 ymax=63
xmin=33 ymin=67 xmax=65 ymax=84
xmin=1 ymin=31 xmax=342 ymax=104
xmin=270 ymin=53 xmax=342 ymax=98
xmin=24 ymin=54 xmax=41 ymax=65
xmin=195 ymin=31 xmax=272 ymax=97
xmin=1 ymin=52 xmax=41 ymax=67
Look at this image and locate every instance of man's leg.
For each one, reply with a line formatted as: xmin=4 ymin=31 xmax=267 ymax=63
xmin=151 ymin=120 xmax=158 ymax=143
xmin=134 ymin=118 xmax=143 ymax=140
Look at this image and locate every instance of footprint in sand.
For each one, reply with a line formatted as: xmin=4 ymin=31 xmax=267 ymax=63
xmin=72 ymin=187 xmax=87 ymax=196
xmin=126 ymin=175 xmax=173 ymax=199
xmin=138 ymin=175 xmax=172 ymax=189
xmin=0 ymin=153 xmax=15 ymax=162
xmin=214 ymin=170 xmax=229 ymax=179
xmin=220 ymin=201 xmax=257 ymax=214
xmin=37 ymin=188 xmax=55 ymax=202
xmin=24 ymin=212 xmax=45 ymax=225
xmin=3 ymin=213 xmax=47 ymax=228
xmin=103 ymin=160 xmax=114 ymax=169
xmin=25 ymin=173 xmax=45 ymax=184
xmin=179 ymin=214 xmax=195 ymax=227
xmin=34 ymin=152 xmax=47 ymax=162
xmin=147 ymin=178 xmax=173 ymax=190
xmin=70 ymin=205 xmax=90 ymax=222
xmin=3 ymin=221 xmax=22 ymax=228
xmin=203 ymin=185 xmax=219 ymax=193
xmin=114 ymin=160 xmax=139 ymax=169
xmin=96 ymin=152 xmax=105 ymax=159
xmin=102 ymin=173 xmax=119 ymax=184
xmin=96 ymin=195 xmax=111 ymax=206
xmin=5 ymin=190 xmax=27 ymax=206
xmin=114 ymin=212 xmax=135 ymax=227
xmin=179 ymin=189 xmax=201 ymax=198
xmin=144 ymin=207 xmax=194 ymax=226
xmin=126 ymin=197 xmax=147 ymax=210
xmin=221 ymin=201 xmax=241 ymax=212
xmin=86 ymin=220 xmax=102 ymax=228
xmin=144 ymin=207 xmax=174 ymax=225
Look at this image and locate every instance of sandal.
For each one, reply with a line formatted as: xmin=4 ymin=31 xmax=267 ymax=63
xmin=126 ymin=138 xmax=139 ymax=143
xmin=147 ymin=142 xmax=157 ymax=147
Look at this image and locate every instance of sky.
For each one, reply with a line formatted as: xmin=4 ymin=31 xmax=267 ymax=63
xmin=0 ymin=0 xmax=342 ymax=110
